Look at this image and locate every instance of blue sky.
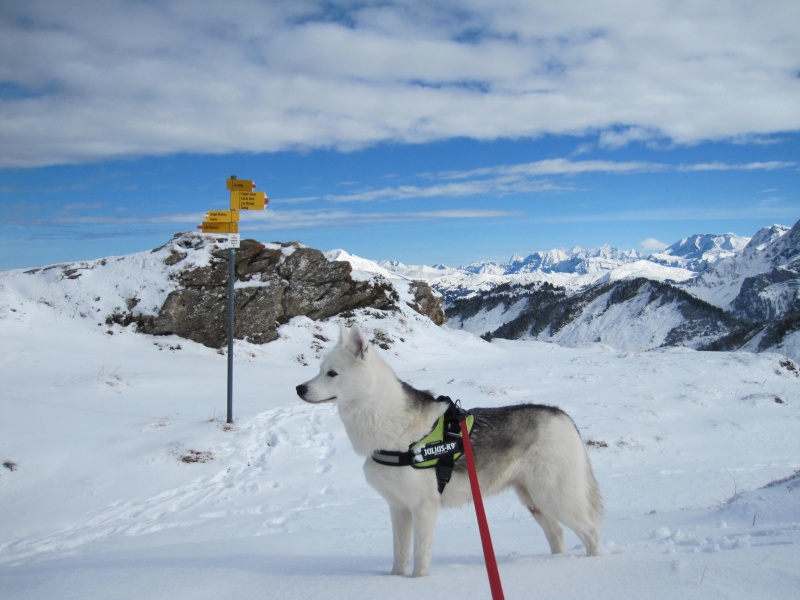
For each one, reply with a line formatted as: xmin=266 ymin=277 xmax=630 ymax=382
xmin=1 ymin=1 xmax=799 ymax=271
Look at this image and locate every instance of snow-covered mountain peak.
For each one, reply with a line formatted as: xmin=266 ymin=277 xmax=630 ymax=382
xmin=324 ymin=249 xmax=396 ymax=279
xmin=682 ymin=223 xmax=797 ymax=308
xmin=669 ymin=233 xmax=748 ymax=255
xmin=650 ymin=233 xmax=751 ymax=271
xmin=375 ymin=259 xmax=461 ymax=280
xmin=746 ymin=224 xmax=790 ymax=252
xmin=463 ymin=261 xmax=508 ymax=276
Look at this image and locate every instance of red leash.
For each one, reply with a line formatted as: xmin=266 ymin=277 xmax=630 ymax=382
xmin=459 ymin=417 xmax=505 ymax=600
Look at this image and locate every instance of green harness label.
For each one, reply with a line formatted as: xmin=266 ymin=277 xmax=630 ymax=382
xmin=409 ymin=413 xmax=474 ymax=469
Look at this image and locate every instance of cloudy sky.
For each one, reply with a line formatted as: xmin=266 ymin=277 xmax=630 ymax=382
xmin=1 ymin=0 xmax=799 ymax=270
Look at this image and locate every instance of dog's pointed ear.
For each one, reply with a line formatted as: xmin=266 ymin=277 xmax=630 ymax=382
xmin=347 ymin=324 xmax=369 ymax=359
xmin=338 ymin=322 xmax=348 ymax=345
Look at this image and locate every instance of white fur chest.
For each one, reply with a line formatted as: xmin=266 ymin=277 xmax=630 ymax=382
xmin=337 ymin=397 xmax=414 ymax=455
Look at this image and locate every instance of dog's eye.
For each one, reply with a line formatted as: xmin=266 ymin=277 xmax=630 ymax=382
xmin=327 ymin=369 xmax=338 ymax=378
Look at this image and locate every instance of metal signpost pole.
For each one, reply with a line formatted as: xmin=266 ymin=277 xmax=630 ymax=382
xmin=199 ymin=175 xmax=268 ymax=426
xmin=227 ymin=244 xmax=235 ymax=424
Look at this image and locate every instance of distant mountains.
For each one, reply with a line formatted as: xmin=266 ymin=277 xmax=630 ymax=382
xmin=372 ymin=221 xmax=800 ymax=361
xmin=379 ymin=231 xmax=754 ymax=295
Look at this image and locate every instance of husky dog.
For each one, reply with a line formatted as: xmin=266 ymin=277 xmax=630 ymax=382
xmin=296 ymin=325 xmax=603 ymax=577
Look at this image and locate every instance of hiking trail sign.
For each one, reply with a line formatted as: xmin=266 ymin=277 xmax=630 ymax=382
xmin=197 ymin=176 xmax=269 ymax=423
xmin=199 ymin=178 xmax=268 ymax=244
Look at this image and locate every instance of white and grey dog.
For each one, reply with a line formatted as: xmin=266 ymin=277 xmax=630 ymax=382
xmin=296 ymin=325 xmax=603 ymax=576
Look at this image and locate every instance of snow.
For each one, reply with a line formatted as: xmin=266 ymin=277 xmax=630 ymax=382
xmin=2 ymin=243 xmax=800 ymax=600
xmin=325 ymin=249 xmax=398 ymax=281
xmin=598 ymin=260 xmax=696 ymax=285
xmin=455 ymin=297 xmax=531 ymax=337
xmin=541 ymin=289 xmax=689 ymax=350
xmin=377 ymin=259 xmax=461 ymax=281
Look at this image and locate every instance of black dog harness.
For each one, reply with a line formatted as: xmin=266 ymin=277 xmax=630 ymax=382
xmin=371 ymin=397 xmax=474 ymax=494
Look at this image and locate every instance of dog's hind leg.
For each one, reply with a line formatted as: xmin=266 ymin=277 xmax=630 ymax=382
xmin=516 ymin=483 xmax=603 ymax=557
xmin=530 ymin=507 xmax=566 ymax=554
xmin=515 ymin=485 xmax=565 ymax=554
xmin=389 ymin=505 xmax=412 ymax=575
xmin=560 ymin=513 xmax=603 ymax=557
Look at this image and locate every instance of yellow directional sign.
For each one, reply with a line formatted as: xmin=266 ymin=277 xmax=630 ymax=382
xmin=198 ymin=221 xmax=239 ymax=234
xmin=226 ymin=178 xmax=255 ymax=191
xmin=205 ymin=210 xmax=240 ymax=222
xmin=231 ymin=190 xmax=268 ymax=210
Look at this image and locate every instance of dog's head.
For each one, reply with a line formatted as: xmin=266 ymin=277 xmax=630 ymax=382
xmin=296 ymin=324 xmax=373 ymax=404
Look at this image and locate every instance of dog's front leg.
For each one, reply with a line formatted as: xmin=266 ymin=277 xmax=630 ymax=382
xmin=411 ymin=500 xmax=440 ymax=577
xmin=389 ymin=505 xmax=412 ymax=575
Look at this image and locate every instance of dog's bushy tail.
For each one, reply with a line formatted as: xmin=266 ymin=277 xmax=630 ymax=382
xmin=585 ymin=458 xmax=604 ymax=525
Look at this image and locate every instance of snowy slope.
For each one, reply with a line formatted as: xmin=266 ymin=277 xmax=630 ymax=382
xmin=326 ymin=249 xmax=398 ymax=280
xmin=2 ymin=248 xmax=800 ymax=599
xmin=594 ymin=260 xmax=695 ymax=285
xmin=377 ymin=259 xmax=460 ymax=280
xmin=541 ymin=286 xmax=689 ymax=350
xmin=455 ymin=296 xmax=532 ymax=337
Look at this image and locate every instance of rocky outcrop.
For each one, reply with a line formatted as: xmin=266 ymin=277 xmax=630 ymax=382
xmin=408 ymin=281 xmax=445 ymax=326
xmin=133 ymin=235 xmax=403 ymax=348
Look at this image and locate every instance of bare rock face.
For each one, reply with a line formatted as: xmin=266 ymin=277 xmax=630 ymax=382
xmin=143 ymin=236 xmax=402 ymax=348
xmin=409 ymin=281 xmax=445 ymax=326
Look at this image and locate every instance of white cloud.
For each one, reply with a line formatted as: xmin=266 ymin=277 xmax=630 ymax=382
xmin=322 ymin=178 xmax=570 ymax=203
xmin=599 ymin=127 xmax=662 ymax=149
xmin=678 ymin=161 xmax=797 ymax=172
xmin=1 ymin=0 xmax=799 ymax=166
xmin=437 ymin=158 xmax=666 ymax=179
xmin=312 ymin=157 xmax=795 ymax=204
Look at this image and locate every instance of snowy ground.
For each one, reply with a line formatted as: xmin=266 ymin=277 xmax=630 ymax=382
xmin=1 ymin=292 xmax=799 ymax=598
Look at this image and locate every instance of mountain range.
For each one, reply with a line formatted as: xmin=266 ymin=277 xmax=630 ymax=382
xmin=369 ymin=221 xmax=800 ymax=361
xmin=377 ymin=231 xmax=754 ymax=293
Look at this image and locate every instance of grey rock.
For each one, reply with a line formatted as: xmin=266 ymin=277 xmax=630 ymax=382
xmin=409 ymin=281 xmax=445 ymax=326
xmin=137 ymin=235 xmax=410 ymax=348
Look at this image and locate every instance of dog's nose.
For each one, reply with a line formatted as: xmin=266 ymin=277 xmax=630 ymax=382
xmin=296 ymin=384 xmax=308 ymax=398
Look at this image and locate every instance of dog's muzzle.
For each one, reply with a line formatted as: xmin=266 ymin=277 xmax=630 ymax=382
xmin=296 ymin=384 xmax=336 ymax=403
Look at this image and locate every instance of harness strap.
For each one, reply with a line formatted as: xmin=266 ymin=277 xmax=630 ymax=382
xmin=371 ymin=448 xmax=414 ymax=467
xmin=371 ymin=396 xmax=472 ymax=494
xmin=434 ymin=398 xmax=469 ymax=493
